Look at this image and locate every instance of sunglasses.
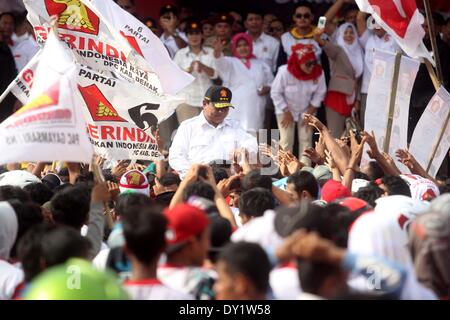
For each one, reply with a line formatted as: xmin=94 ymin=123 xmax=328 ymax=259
xmin=305 ymin=60 xmax=317 ymax=68
xmin=295 ymin=13 xmax=311 ymax=20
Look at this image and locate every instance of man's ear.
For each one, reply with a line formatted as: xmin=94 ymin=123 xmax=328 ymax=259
xmin=301 ymin=190 xmax=311 ymax=199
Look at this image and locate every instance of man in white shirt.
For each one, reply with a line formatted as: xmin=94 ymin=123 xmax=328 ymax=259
xmin=244 ymin=10 xmax=280 ymax=73
xmin=10 ymin=13 xmax=39 ymax=71
xmin=280 ymin=2 xmax=322 ymax=59
xmin=173 ymin=21 xmax=218 ymax=124
xmin=356 ymin=12 xmax=401 ymax=124
xmin=159 ymin=5 xmax=187 ymax=58
xmin=169 ymin=85 xmax=258 ymax=178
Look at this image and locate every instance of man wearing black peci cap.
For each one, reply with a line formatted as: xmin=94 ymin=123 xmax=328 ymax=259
xmin=173 ymin=20 xmax=218 ymax=124
xmin=169 ymin=86 xmax=258 ymax=179
xmin=204 ymin=13 xmax=234 ymax=56
xmin=159 ymin=4 xmax=187 ymax=58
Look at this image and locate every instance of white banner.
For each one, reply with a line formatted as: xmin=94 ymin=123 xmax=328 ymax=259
xmin=0 ymin=32 xmax=93 ymax=165
xmin=363 ymin=50 xmax=420 ymax=170
xmin=24 ymin=0 xmax=193 ymax=96
xmin=409 ymin=87 xmax=450 ymax=178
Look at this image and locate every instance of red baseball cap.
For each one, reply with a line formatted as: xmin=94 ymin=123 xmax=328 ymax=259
xmin=321 ymin=180 xmax=351 ymax=203
xmin=164 ymin=204 xmax=209 ymax=246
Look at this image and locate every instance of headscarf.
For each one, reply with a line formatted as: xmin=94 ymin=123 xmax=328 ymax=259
xmin=336 ymin=23 xmax=364 ymax=79
xmin=400 ymin=174 xmax=440 ymax=202
xmin=348 ymin=196 xmax=437 ymax=300
xmin=231 ymin=33 xmax=256 ymax=69
xmin=409 ymin=211 xmax=450 ymax=299
xmin=0 ymin=202 xmax=18 ymax=260
xmin=287 ymin=43 xmax=322 ymax=81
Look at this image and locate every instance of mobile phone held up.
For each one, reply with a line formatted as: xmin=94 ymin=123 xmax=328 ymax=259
xmin=317 ymin=16 xmax=327 ymax=29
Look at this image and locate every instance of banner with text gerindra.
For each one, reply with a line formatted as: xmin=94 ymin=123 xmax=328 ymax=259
xmin=0 ymin=31 xmax=93 ymax=165
xmin=24 ymin=0 xmax=193 ymax=96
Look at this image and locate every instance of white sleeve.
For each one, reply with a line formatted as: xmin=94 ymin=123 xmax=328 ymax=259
xmin=168 ymin=124 xmax=191 ymax=177
xmin=215 ymin=56 xmax=233 ymax=82
xmin=310 ymin=74 xmax=327 ymax=108
xmin=270 ymin=68 xmax=288 ymax=113
xmin=359 ymin=30 xmax=371 ymax=48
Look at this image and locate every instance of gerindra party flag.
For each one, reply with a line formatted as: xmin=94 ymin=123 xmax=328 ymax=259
xmin=0 ymin=31 xmax=93 ymax=165
xmin=356 ymin=0 xmax=433 ymax=62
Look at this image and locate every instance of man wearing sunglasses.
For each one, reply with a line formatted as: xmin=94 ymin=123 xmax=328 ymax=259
xmin=281 ymin=2 xmax=322 ymax=59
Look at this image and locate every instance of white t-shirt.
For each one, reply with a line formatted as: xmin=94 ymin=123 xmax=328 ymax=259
xmin=157 ymin=265 xmax=217 ymax=300
xmin=10 ymin=32 xmax=39 ymax=71
xmin=124 ymin=279 xmax=193 ymax=300
xmin=250 ymin=32 xmax=280 ymax=73
xmin=270 ymin=264 xmax=302 ymax=300
xmin=0 ymin=260 xmax=24 ymax=300
xmin=160 ymin=30 xmax=188 ymax=58
xmin=173 ymin=47 xmax=218 ymax=106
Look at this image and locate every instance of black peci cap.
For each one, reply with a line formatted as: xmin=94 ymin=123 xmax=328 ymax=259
xmin=160 ymin=4 xmax=178 ymax=17
xmin=185 ymin=20 xmax=202 ymax=34
xmin=204 ymin=86 xmax=234 ymax=109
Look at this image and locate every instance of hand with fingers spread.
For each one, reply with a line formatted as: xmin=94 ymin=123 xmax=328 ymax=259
xmin=111 ymin=160 xmax=129 ymax=180
xmin=361 ymin=130 xmax=380 ymax=159
xmin=280 ymin=150 xmax=304 ymax=174
xmin=127 ymin=163 xmax=147 ymax=172
xmin=106 ymin=181 xmax=120 ymax=201
xmin=303 ymin=113 xmax=326 ymax=132
xmin=396 ymin=149 xmax=415 ymax=169
xmin=315 ymin=134 xmax=326 ymax=160
xmin=349 ymin=130 xmax=366 ymax=167
xmin=303 ymin=147 xmax=325 ymax=165
xmin=217 ymin=174 xmax=242 ymax=197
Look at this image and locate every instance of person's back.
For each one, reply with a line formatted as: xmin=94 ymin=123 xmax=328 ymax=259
xmin=157 ymin=203 xmax=216 ymax=299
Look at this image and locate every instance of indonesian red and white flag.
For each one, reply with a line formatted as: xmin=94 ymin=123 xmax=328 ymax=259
xmin=355 ymin=0 xmax=434 ymax=62
xmin=0 ymin=31 xmax=93 ymax=165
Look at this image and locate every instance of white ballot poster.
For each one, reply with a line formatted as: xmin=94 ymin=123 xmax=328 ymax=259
xmin=409 ymin=87 xmax=450 ymax=178
xmin=363 ymin=50 xmax=420 ymax=171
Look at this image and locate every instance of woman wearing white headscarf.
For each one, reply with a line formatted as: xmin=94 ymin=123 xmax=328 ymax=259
xmin=0 ymin=202 xmax=24 ymax=300
xmin=347 ymin=196 xmax=437 ymax=300
xmin=314 ymin=23 xmax=364 ymax=138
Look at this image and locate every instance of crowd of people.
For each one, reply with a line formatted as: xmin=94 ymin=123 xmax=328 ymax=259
xmin=0 ymin=0 xmax=450 ymax=300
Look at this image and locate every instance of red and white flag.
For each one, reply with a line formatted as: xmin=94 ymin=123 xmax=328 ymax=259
xmin=355 ymin=0 xmax=433 ymax=62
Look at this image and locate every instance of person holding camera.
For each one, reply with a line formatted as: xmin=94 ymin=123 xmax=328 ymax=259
xmin=168 ymin=86 xmax=258 ymax=179
xmin=159 ymin=5 xmax=187 ymax=58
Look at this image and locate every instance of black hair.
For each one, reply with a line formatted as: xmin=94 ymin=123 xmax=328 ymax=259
xmin=342 ymin=4 xmax=359 ymax=17
xmin=287 ymin=171 xmax=319 ymax=199
xmin=324 ymin=203 xmax=360 ymax=248
xmin=439 ymin=179 xmax=450 ymax=194
xmin=0 ymin=185 xmax=32 ymax=202
xmin=219 ymin=242 xmax=271 ymax=294
xmin=209 ymin=164 xmax=229 ymax=183
xmin=364 ymin=161 xmax=384 ymax=181
xmin=0 ymin=12 xmax=16 ymax=25
xmin=242 ymin=170 xmax=273 ymax=192
xmin=115 ymin=192 xmax=153 ymax=217
xmin=354 ymin=183 xmax=384 ymax=207
xmin=244 ymin=10 xmax=264 ymax=21
xmin=158 ymin=172 xmax=181 ymax=187
xmin=50 ymin=185 xmax=91 ymax=230
xmin=17 ymin=223 xmax=91 ymax=282
xmin=114 ymin=0 xmax=135 ymax=5
xmin=8 ymin=200 xmax=43 ymax=259
xmin=381 ymin=176 xmax=411 ymax=197
xmin=208 ymin=214 xmax=232 ymax=264
xmin=354 ymin=171 xmax=370 ymax=181
xmin=294 ymin=1 xmax=314 ymax=14
xmin=122 ymin=206 xmax=167 ymax=264
xmin=297 ymin=260 xmax=342 ymax=295
xmin=23 ymin=182 xmax=54 ymax=206
xmin=183 ymin=181 xmax=215 ymax=202
xmin=101 ymin=169 xmax=117 ymax=183
xmin=238 ymin=187 xmax=275 ymax=218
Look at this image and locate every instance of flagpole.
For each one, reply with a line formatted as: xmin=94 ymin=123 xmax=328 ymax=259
xmin=426 ymin=108 xmax=450 ymax=173
xmin=0 ymin=80 xmax=15 ymax=105
xmin=383 ymin=52 xmax=402 ymax=153
xmin=423 ymin=0 xmax=443 ymax=84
